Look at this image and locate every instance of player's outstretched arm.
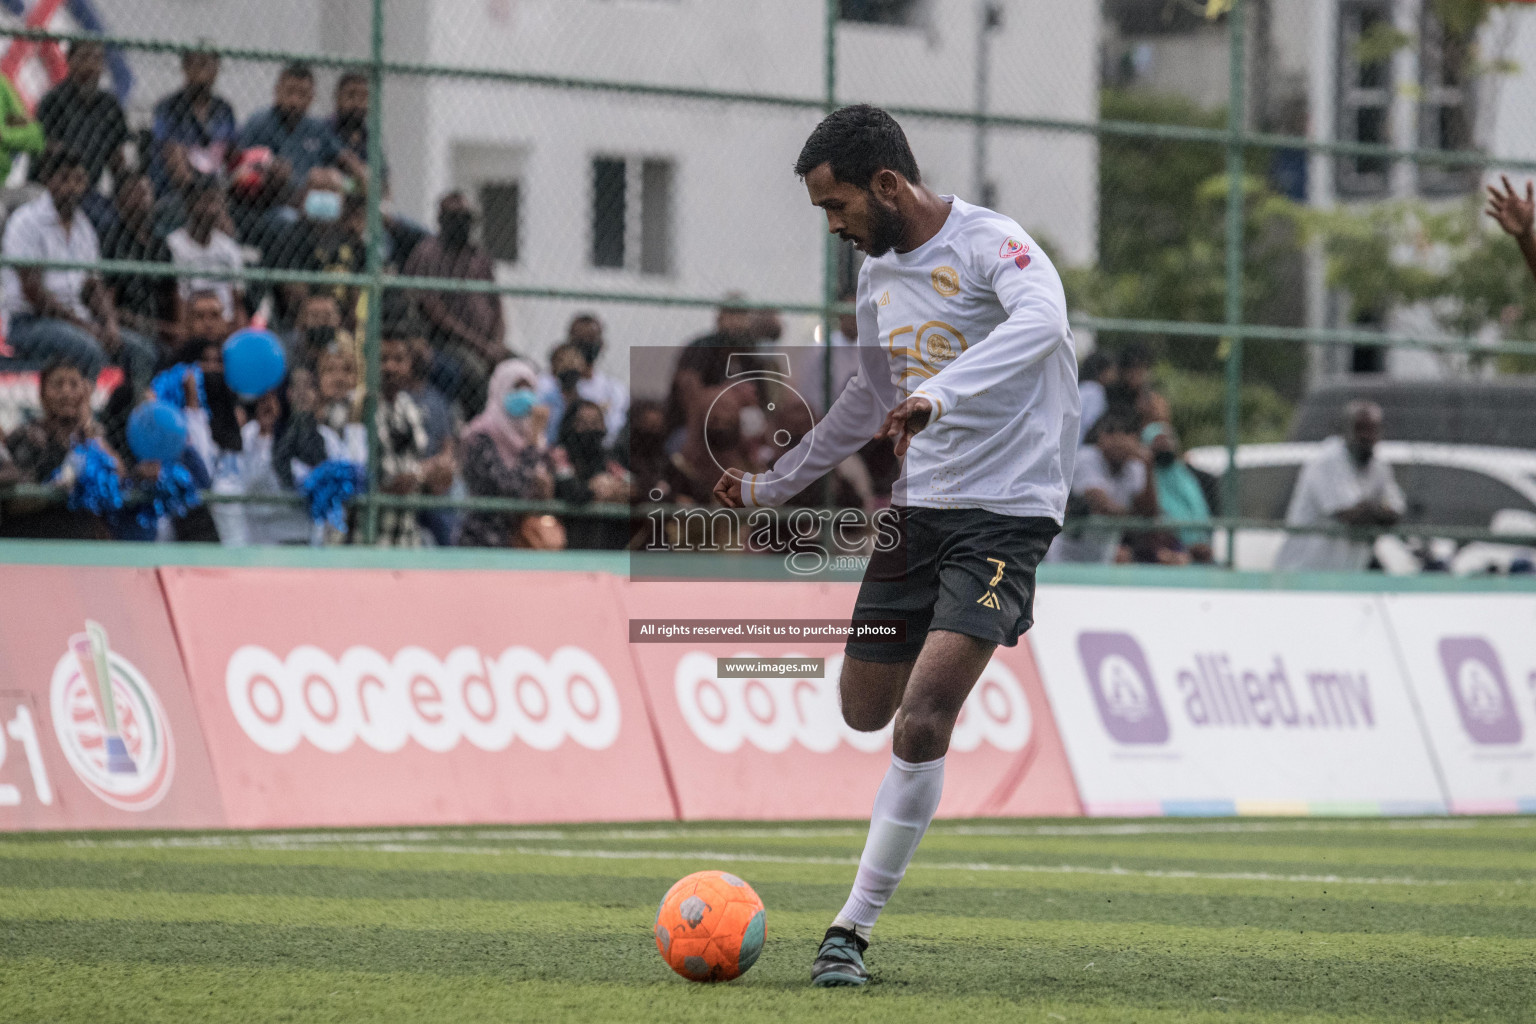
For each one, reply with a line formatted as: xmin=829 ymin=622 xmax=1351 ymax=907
xmin=727 ymin=367 xmax=887 ymax=508
xmin=731 ymin=274 xmax=893 ymax=508
xmin=714 ymin=472 xmax=745 ymax=508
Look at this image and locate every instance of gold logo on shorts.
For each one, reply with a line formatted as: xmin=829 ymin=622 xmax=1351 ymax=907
xmin=931 ymin=266 xmax=960 ymax=297
xmin=977 ymin=558 xmax=1006 ymax=609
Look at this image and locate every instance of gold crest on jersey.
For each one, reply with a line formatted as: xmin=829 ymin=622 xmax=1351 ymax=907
xmin=930 ymin=266 xmax=960 ymax=297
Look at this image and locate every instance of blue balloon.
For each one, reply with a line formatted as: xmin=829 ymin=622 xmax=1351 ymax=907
xmin=127 ymin=400 xmax=188 ymax=464
xmin=223 ymin=328 xmax=288 ymax=397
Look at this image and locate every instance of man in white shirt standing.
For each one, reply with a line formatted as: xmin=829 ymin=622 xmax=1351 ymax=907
xmin=1275 ymin=400 xmax=1405 ymax=572
xmin=1 ymin=146 xmax=155 ymax=386
xmin=714 ymin=105 xmax=1080 ymax=988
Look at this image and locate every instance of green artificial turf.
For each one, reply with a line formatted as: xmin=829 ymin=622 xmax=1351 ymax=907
xmin=1 ymin=818 xmax=1532 ymax=1023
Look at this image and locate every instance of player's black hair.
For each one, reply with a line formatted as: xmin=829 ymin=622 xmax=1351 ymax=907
xmin=336 ymin=70 xmax=368 ymax=92
xmin=794 ymin=104 xmax=921 ymax=188
xmin=36 ymin=145 xmax=85 ymax=183
xmin=279 ymin=62 xmax=314 ymax=83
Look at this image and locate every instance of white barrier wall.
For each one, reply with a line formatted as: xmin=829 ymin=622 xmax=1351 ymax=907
xmin=1030 ymin=585 xmax=1454 ymax=816
xmin=1382 ymin=595 xmax=1536 ymax=814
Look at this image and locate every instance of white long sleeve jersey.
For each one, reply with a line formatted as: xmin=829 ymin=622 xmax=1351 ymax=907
xmin=741 ymin=197 xmax=1081 ymax=520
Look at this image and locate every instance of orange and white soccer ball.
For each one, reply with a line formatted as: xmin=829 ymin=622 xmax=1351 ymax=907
xmin=654 ymin=870 xmax=767 ymax=982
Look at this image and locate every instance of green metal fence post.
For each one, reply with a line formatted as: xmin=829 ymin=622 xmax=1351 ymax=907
xmin=1221 ymin=0 xmax=1248 ymax=568
xmin=361 ymin=0 xmax=387 ymax=544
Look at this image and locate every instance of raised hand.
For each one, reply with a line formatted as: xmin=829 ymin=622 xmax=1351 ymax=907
xmin=1486 ymin=175 xmax=1535 ymax=239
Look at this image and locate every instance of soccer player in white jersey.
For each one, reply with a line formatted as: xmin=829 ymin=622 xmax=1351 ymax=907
xmin=713 ymin=105 xmax=1081 ymax=987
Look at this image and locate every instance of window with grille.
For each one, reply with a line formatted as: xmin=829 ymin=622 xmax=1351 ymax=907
xmin=839 ymin=0 xmax=923 ymax=26
xmin=590 ymin=155 xmax=674 ymax=276
xmin=479 ymin=181 xmax=521 ymax=264
xmin=1417 ymin=4 xmax=1477 ymax=195
xmin=1335 ymin=0 xmax=1395 ymax=198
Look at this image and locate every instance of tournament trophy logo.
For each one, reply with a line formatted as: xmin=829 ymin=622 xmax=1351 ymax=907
xmin=49 ymin=620 xmax=175 ymax=811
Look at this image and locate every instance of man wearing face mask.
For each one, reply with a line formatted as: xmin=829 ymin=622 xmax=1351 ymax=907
xmin=537 ymin=341 xmax=590 ymax=445
xmin=1276 ymin=400 xmax=1405 ymax=572
xmin=259 ymin=167 xmax=353 ymax=332
xmin=552 ymin=399 xmax=630 ymax=549
xmin=1142 ymin=421 xmax=1214 ymax=564
xmin=553 ymin=314 xmax=629 ymax=446
xmin=287 ymin=293 xmax=348 ymax=368
xmin=403 ymin=191 xmax=505 ymax=419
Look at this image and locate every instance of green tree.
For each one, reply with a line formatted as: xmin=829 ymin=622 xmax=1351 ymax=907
xmin=1064 ymin=89 xmax=1305 ymax=435
xmin=1304 ymin=197 xmax=1536 ymax=374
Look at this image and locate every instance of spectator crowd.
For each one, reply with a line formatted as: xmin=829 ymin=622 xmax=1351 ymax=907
xmin=1047 ymin=344 xmax=1221 ymax=567
xmin=0 ymin=43 xmax=669 ymax=549
xmin=0 ymin=41 xmax=1425 ymax=565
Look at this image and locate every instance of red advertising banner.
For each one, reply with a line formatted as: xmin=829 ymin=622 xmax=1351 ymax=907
xmin=160 ymin=567 xmax=679 ymax=828
xmin=619 ymin=580 xmax=1082 ymax=820
xmin=0 ymin=566 xmax=226 ymax=830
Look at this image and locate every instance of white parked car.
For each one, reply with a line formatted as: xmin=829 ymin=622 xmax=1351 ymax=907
xmin=1182 ymin=442 xmax=1536 ymax=573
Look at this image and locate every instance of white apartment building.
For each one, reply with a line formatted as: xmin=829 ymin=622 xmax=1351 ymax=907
xmin=43 ymin=0 xmax=1099 ymax=396
xmin=1107 ymin=0 xmax=1536 ymax=383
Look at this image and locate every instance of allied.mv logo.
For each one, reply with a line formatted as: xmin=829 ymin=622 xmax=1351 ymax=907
xmin=50 ymin=620 xmax=174 ymax=811
xmin=1077 ymin=631 xmax=1170 ymax=744
xmin=1438 ymin=637 xmax=1522 ymax=745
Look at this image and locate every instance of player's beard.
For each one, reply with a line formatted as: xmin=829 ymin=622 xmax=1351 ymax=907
xmin=860 ymin=192 xmax=906 ymax=257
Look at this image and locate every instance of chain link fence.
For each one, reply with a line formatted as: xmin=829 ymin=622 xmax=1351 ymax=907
xmin=1 ymin=0 xmax=1535 ymax=571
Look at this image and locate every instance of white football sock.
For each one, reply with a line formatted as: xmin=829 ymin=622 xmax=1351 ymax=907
xmin=832 ymin=753 xmax=946 ymax=941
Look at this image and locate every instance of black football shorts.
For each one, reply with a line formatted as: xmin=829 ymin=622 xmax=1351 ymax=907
xmin=846 ymin=506 xmax=1060 ymax=664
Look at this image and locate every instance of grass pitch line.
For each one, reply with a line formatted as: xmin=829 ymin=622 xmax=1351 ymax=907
xmin=54 ymin=833 xmax=1504 ymax=887
xmin=27 ymin=816 xmax=1503 ymax=853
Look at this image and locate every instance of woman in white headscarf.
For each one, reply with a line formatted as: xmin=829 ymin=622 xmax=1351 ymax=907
xmin=458 ymin=359 xmax=563 ymax=547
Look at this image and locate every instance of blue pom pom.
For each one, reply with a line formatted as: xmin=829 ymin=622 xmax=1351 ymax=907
xmin=150 ymin=364 xmax=206 ymax=411
xmin=54 ymin=442 xmax=124 ymax=515
xmin=127 ymin=400 xmax=188 ymax=463
xmin=298 ymin=459 xmax=364 ymax=532
xmin=129 ymin=460 xmax=206 ymax=532
xmin=224 ymin=328 xmax=287 ymax=398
